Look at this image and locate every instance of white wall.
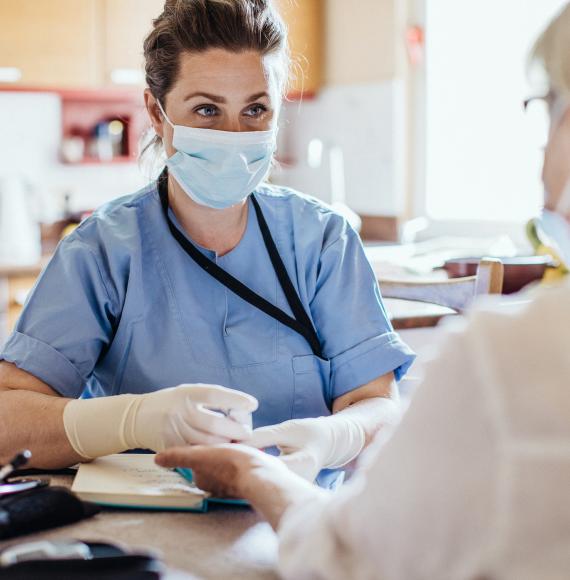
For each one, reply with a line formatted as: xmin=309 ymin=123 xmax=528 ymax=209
xmin=0 ymin=92 xmax=147 ymax=219
xmin=271 ymin=0 xmax=408 ymax=216
xmin=423 ymin=0 xmax=568 ymax=223
xmin=273 ymin=80 xmax=405 ymax=216
xmin=1 ymin=86 xmax=405 ymax=218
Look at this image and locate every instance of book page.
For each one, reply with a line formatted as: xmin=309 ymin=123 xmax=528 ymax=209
xmin=72 ymin=454 xmax=208 ymax=500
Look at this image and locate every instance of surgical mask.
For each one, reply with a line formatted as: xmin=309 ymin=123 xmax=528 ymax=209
xmin=541 ymin=180 xmax=570 ymax=265
xmin=157 ymin=100 xmax=276 ymax=209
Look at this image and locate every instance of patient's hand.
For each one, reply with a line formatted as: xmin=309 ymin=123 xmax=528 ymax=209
xmin=156 ymin=444 xmax=326 ymax=530
xmin=155 ymin=444 xmax=288 ymax=498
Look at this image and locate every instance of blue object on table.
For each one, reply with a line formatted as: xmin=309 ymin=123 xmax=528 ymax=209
xmin=175 ymin=468 xmax=249 ymax=507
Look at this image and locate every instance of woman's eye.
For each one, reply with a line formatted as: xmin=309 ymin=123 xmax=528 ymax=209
xmin=195 ymin=105 xmax=219 ymax=117
xmin=244 ymin=104 xmax=268 ymax=117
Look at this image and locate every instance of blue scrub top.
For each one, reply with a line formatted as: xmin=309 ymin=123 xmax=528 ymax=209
xmin=1 ymin=180 xmax=415 ymax=429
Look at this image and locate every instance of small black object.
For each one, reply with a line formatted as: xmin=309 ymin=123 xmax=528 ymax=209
xmin=0 ymin=541 xmax=162 ymax=579
xmin=0 ymin=452 xmax=32 ymax=484
xmin=0 ymin=486 xmax=100 ymax=540
xmin=158 ymin=169 xmax=326 ymax=360
xmin=13 ymin=467 xmax=77 ymax=478
xmin=8 ymin=453 xmax=31 ymax=473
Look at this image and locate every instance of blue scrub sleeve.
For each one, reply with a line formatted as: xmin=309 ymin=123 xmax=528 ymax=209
xmin=0 ymin=236 xmax=117 ymax=398
xmin=311 ymin=227 xmax=415 ymax=399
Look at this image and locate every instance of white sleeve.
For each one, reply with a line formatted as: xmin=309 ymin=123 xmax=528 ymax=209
xmin=277 ymin=319 xmax=501 ymax=580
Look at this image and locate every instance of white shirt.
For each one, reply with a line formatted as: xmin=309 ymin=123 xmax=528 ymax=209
xmin=277 ymin=281 xmax=570 ymax=580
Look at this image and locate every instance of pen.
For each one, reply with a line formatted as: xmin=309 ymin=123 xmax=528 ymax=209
xmin=206 ymin=407 xmax=252 ymax=444
xmin=207 ymin=407 xmax=252 ymax=426
xmin=0 ymin=450 xmax=32 ymax=483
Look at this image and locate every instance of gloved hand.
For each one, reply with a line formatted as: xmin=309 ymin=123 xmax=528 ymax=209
xmin=63 ymin=384 xmax=258 ymax=460
xmin=248 ymin=415 xmax=365 ymax=482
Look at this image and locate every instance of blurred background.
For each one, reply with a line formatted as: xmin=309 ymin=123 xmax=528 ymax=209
xmin=0 ymin=0 xmax=567 ymax=337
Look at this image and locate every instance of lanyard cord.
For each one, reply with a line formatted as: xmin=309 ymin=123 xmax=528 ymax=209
xmin=158 ymin=176 xmax=325 ymax=360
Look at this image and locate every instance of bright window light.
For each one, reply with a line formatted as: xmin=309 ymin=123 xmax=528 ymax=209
xmin=425 ymin=0 xmax=567 ymax=222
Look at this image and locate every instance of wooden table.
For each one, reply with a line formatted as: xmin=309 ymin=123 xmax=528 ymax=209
xmin=0 ymin=474 xmax=279 ymax=580
xmin=385 ymin=297 xmax=457 ymax=330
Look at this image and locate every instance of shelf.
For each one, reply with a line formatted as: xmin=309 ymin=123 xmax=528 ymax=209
xmin=0 ymin=84 xmax=143 ymax=103
xmin=61 ymin=155 xmax=137 ymax=165
xmin=56 ymin=88 xmax=147 ymax=164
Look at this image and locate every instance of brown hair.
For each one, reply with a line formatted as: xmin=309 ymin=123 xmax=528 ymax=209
xmin=141 ymin=0 xmax=289 ymax=169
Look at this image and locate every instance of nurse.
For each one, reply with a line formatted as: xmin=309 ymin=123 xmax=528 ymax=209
xmin=0 ymin=0 xmax=414 ymax=478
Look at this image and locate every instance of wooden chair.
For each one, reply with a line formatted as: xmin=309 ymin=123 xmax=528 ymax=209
xmin=379 ymin=258 xmax=504 ymax=312
xmin=378 ymin=258 xmax=504 ymax=329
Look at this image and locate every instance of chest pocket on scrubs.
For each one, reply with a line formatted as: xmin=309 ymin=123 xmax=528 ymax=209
xmin=292 ymin=354 xmax=332 ymax=418
xmin=222 ymin=288 xmax=278 ymax=367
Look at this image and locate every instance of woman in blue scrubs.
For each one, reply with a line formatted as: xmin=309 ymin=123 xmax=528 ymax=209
xmin=0 ymin=0 xmax=414 ymax=478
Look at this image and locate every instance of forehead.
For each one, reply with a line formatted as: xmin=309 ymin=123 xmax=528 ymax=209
xmin=169 ymin=48 xmax=275 ymax=100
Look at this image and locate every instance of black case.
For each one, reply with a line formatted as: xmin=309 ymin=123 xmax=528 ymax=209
xmin=0 ymin=486 xmax=99 ymax=540
xmin=0 ymin=542 xmax=163 ymax=579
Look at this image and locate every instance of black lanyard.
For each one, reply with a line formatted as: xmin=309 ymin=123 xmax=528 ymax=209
xmin=158 ymin=175 xmax=325 ymax=360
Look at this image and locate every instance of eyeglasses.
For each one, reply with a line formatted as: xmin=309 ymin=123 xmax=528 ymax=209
xmin=522 ymin=91 xmax=557 ymax=149
xmin=523 ymin=91 xmax=556 ymax=113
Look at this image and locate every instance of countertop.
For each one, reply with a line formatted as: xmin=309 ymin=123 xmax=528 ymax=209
xmin=0 ymin=257 xmax=51 ymax=278
xmin=0 ymin=473 xmax=279 ymax=580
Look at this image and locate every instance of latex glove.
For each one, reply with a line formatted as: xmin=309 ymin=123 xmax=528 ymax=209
xmin=248 ymin=415 xmax=365 ymax=482
xmin=63 ymin=384 xmax=258 ymax=460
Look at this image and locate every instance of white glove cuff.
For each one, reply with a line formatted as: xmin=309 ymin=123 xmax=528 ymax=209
xmin=63 ymin=394 xmax=141 ymax=460
xmin=320 ymin=416 xmax=366 ymax=469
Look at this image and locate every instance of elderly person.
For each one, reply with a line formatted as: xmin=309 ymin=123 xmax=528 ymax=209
xmin=156 ymin=4 xmax=570 ymax=579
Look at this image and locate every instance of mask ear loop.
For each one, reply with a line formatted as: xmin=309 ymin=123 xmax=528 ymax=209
xmin=155 ymin=98 xmax=175 ymax=129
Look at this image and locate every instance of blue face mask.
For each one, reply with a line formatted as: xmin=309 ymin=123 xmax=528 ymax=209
xmin=540 ymin=180 xmax=570 ymax=266
xmin=157 ymin=100 xmax=277 ymax=209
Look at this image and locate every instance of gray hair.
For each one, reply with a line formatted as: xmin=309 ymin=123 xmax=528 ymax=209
xmin=530 ymin=3 xmax=570 ymax=99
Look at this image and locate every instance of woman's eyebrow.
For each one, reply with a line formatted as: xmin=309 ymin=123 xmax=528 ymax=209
xmin=182 ymin=91 xmax=269 ymax=103
xmin=184 ymin=92 xmax=226 ymax=103
xmin=246 ymin=91 xmax=269 ymax=102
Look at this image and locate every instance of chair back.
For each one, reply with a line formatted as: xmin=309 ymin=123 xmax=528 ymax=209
xmin=379 ymin=258 xmax=504 ymax=312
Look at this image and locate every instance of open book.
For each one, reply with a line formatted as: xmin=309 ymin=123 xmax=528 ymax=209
xmin=71 ymin=454 xmax=216 ymax=511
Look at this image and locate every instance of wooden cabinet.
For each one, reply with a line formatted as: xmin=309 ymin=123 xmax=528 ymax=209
xmin=0 ymin=0 xmax=324 ymax=94
xmin=0 ymin=0 xmax=100 ymax=87
xmin=101 ymin=0 xmax=164 ymax=86
xmin=0 ymin=0 xmax=160 ymax=88
xmin=276 ymin=0 xmax=324 ymax=96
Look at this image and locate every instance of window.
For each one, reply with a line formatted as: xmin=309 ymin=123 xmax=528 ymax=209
xmin=423 ymin=0 xmax=567 ymax=223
